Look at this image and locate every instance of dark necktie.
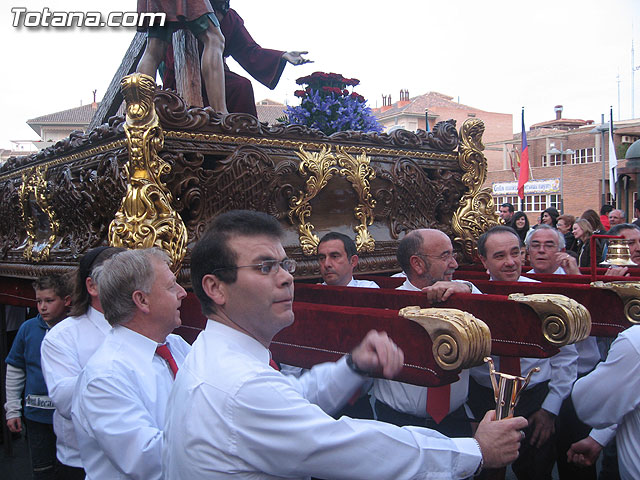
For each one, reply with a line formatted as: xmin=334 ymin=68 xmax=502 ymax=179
xmin=156 ymin=344 xmax=179 ymax=378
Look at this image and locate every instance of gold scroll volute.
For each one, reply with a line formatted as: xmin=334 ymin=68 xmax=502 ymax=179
xmin=591 ymin=281 xmax=640 ymax=324
xmin=399 ymin=306 xmax=491 ymax=371
xmin=508 ymin=293 xmax=591 ymax=345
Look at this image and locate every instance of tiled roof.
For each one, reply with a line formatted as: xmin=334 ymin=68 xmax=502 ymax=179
xmin=374 ymin=92 xmax=481 ymax=119
xmin=255 ymin=99 xmax=287 ymax=125
xmin=27 ymin=103 xmax=99 ymax=125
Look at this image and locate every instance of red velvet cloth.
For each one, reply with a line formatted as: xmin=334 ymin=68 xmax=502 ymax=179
xmin=294 ymin=284 xmax=559 ymax=358
xmin=470 ymin=280 xmax=630 ymax=337
xmin=0 ymin=277 xmax=36 ymax=307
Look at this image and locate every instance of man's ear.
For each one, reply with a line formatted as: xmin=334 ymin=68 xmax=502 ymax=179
xmin=349 ymin=255 xmax=359 ymax=270
xmin=202 ymin=274 xmax=227 ymax=308
xmin=86 ymin=276 xmax=99 ymax=298
xmin=409 ymin=255 xmax=425 ymax=276
xmin=479 ymin=255 xmax=489 ymax=271
xmin=132 ymin=290 xmax=150 ymax=314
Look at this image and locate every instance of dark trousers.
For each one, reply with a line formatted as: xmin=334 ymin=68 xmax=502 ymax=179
xmin=57 ymin=463 xmax=85 ymax=480
xmin=468 ymin=378 xmax=556 ymax=480
xmin=24 ymin=418 xmax=57 ymax=480
xmin=374 ymin=400 xmax=473 ymax=438
xmin=556 ymin=390 xmax=597 ymax=480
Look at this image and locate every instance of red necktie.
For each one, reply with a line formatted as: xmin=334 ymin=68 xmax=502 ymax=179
xmin=426 ymin=385 xmax=451 ymax=424
xmin=269 ymin=358 xmax=280 ymax=371
xmin=499 ymin=356 xmax=521 ymax=377
xmin=156 ymin=344 xmax=179 ymax=378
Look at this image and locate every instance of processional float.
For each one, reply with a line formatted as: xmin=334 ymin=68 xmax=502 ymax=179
xmin=1 ymin=71 xmax=638 ymax=393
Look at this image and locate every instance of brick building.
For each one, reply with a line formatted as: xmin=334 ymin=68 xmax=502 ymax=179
xmin=372 ymin=91 xmax=513 ymax=167
xmin=485 ymin=105 xmax=640 ymax=223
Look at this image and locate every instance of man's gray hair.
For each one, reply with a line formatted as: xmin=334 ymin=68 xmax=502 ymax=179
xmin=94 ymin=248 xmax=170 ymax=326
xmin=524 ymin=224 xmax=565 ymax=250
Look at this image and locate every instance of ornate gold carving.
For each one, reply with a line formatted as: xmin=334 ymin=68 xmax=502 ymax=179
xmin=18 ymin=165 xmax=60 ymax=262
xmin=335 ymin=147 xmax=376 ymax=253
xmin=287 ymin=145 xmax=377 ymax=255
xmin=452 ymin=118 xmax=500 ymax=260
xmin=164 ymin=130 xmax=458 ymax=161
xmin=109 ymin=73 xmax=187 ymax=271
xmin=591 ymin=281 xmax=640 ymax=324
xmin=399 ymin=306 xmax=491 ymax=371
xmin=507 ymin=293 xmax=591 ymax=345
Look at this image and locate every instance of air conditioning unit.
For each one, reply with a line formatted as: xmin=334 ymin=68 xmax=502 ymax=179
xmin=621 ymin=135 xmax=637 ymax=144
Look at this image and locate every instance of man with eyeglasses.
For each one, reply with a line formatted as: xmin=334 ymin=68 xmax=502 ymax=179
xmin=526 ymin=225 xmax=580 ymax=275
xmin=468 ymin=226 xmax=578 ymax=480
xmin=163 ymin=210 xmax=528 ymax=479
xmin=373 ymin=229 xmax=481 ymax=439
xmin=524 ymin=225 xmax=614 ymax=479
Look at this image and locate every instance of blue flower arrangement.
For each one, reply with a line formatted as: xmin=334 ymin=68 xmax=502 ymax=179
xmin=279 ymin=72 xmax=382 ymax=136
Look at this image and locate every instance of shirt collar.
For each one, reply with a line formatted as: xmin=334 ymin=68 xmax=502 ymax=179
xmin=87 ymin=306 xmax=112 ymax=334
xmin=397 ymin=279 xmax=421 ymax=291
xmin=204 ymin=319 xmax=270 ymax=365
xmin=110 ymin=324 xmax=160 ymax=364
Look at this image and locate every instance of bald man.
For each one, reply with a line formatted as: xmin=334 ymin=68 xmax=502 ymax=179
xmin=373 ymin=229 xmax=480 ymax=438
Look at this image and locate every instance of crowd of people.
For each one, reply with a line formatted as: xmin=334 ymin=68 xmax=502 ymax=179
xmin=498 ymin=200 xmax=640 ymax=271
xmin=4 ymin=208 xmax=640 ymax=480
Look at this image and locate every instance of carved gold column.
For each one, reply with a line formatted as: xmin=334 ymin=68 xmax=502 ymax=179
xmin=19 ymin=165 xmax=59 ymax=262
xmin=108 ymin=73 xmax=187 ymax=271
xmin=452 ymin=118 xmax=500 ymax=260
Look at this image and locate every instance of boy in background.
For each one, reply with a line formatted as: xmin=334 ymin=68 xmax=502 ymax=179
xmin=5 ymin=274 xmax=72 ymax=479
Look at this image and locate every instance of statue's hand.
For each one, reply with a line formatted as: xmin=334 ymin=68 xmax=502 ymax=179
xmin=283 ymin=51 xmax=313 ymax=66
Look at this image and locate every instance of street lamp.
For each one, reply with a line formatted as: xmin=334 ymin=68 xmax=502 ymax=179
xmin=548 ymin=143 xmax=573 ymax=214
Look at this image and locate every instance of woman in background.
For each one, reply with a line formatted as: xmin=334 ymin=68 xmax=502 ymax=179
xmin=573 ymin=218 xmax=603 ymax=268
xmin=557 ymin=214 xmax=578 ymax=254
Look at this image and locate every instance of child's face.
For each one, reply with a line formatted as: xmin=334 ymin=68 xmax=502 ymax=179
xmin=36 ymin=288 xmax=70 ymax=326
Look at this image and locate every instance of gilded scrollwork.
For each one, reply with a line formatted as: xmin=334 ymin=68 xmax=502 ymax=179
xmin=287 ymin=145 xmax=377 ymax=256
xmin=18 ymin=165 xmax=60 ymax=262
xmin=398 ymin=306 xmax=491 ymax=371
xmin=508 ymin=293 xmax=591 ymax=346
xmin=109 ymin=73 xmax=188 ymax=271
xmin=591 ymin=281 xmax=640 ymax=324
xmin=335 ymin=147 xmax=376 ymax=253
xmin=452 ymin=118 xmax=500 ymax=261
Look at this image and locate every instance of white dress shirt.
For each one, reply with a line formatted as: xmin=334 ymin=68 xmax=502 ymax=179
xmin=373 ymin=278 xmax=480 ymax=418
xmin=471 ymin=275 xmax=578 ymax=416
xmin=163 ymin=320 xmax=482 ymax=480
xmin=40 ymin=307 xmax=111 ymax=467
xmin=320 ymin=278 xmax=380 ymax=288
xmin=72 ymin=325 xmax=190 ymax=480
xmin=573 ymin=326 xmax=640 ymax=480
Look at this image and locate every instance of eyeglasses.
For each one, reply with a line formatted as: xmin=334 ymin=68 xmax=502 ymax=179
xmin=415 ymin=251 xmax=457 ymax=262
xmin=529 ymin=241 xmax=558 ymax=251
xmin=211 ymin=259 xmax=297 ymax=276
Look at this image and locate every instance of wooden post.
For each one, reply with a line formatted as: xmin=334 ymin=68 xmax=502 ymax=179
xmin=173 ymin=30 xmax=203 ymax=107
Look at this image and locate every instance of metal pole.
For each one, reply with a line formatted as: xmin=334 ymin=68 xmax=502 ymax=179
xmin=601 ymin=114 xmax=606 ymax=208
xmin=560 ymin=140 xmax=565 ymax=214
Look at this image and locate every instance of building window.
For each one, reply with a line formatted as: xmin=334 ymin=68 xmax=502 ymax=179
xmin=541 ymin=154 xmax=566 ymax=167
xmin=571 ymin=148 xmax=596 ymax=164
xmin=494 ymin=195 xmax=519 ymax=212
xmin=494 ymin=194 xmax=561 ymax=213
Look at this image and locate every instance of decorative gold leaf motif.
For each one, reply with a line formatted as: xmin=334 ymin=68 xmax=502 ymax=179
xmin=508 ymin=293 xmax=591 ymax=345
xmin=591 ymin=281 xmax=640 ymax=324
xmin=108 ymin=73 xmax=187 ymax=271
xmin=399 ymin=306 xmax=491 ymax=371
xmin=452 ymin=118 xmax=500 ymax=261
xmin=288 ymin=145 xmax=377 ymax=255
xmin=18 ymin=165 xmax=59 ymax=262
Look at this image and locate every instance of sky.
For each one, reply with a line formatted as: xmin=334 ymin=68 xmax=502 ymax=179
xmin=1 ymin=0 xmax=639 ymax=149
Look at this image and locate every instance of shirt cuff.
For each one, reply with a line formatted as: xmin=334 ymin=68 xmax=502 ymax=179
xmin=589 ymin=426 xmax=617 ymax=447
xmin=541 ymin=394 xmax=562 ymax=416
xmin=450 ymin=437 xmax=483 ymax=479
